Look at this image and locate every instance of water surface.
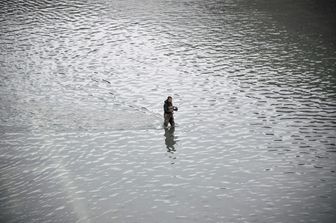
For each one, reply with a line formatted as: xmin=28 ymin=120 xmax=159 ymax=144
xmin=1 ymin=0 xmax=336 ymax=222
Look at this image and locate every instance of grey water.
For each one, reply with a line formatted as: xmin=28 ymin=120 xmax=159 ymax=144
xmin=1 ymin=0 xmax=336 ymax=222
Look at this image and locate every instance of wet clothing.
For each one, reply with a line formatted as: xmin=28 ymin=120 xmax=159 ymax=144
xmin=163 ymin=99 xmax=175 ymax=127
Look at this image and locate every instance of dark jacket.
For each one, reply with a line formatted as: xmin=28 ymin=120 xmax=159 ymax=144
xmin=164 ymin=100 xmax=173 ymax=114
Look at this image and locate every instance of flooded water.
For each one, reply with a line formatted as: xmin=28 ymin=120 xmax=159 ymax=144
xmin=1 ymin=0 xmax=336 ymax=222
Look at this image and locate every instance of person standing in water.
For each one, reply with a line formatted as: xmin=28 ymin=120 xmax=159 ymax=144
xmin=163 ymin=96 xmax=178 ymax=128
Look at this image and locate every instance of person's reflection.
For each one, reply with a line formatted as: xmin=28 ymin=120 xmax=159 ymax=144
xmin=164 ymin=126 xmax=176 ymax=154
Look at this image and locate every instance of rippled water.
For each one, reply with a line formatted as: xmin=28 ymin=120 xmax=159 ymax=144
xmin=1 ymin=0 xmax=336 ymax=222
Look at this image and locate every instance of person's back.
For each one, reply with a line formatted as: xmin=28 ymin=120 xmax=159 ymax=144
xmin=164 ymin=98 xmax=173 ymax=114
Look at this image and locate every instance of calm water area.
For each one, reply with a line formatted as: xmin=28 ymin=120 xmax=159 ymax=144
xmin=1 ymin=0 xmax=336 ymax=222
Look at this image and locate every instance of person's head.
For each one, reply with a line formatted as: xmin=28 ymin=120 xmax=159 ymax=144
xmin=167 ymin=96 xmax=172 ymax=102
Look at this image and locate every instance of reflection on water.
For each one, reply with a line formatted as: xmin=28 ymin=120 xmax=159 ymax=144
xmin=164 ymin=127 xmax=177 ymax=164
xmin=165 ymin=127 xmax=176 ymax=152
xmin=1 ymin=0 xmax=336 ymax=222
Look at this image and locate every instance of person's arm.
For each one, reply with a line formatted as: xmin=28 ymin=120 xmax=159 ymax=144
xmin=164 ymin=102 xmax=169 ymax=113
